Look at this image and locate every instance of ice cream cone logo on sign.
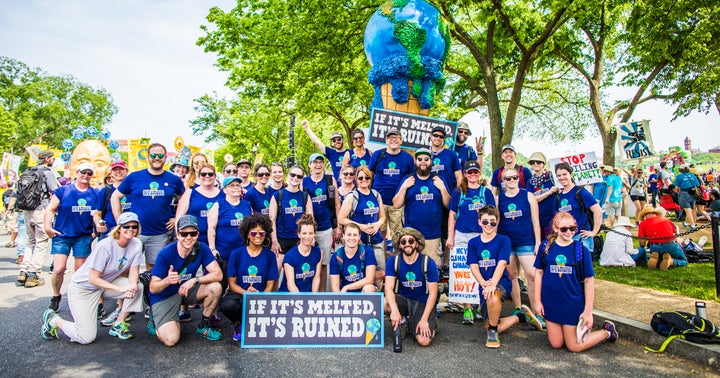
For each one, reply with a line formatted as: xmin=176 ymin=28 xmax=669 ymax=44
xmin=365 ymin=318 xmax=381 ymax=345
xmin=556 ymin=255 xmax=567 ymax=278
xmin=481 ymin=249 xmax=491 ymax=270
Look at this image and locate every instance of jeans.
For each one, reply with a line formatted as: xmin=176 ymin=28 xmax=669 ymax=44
xmin=649 ymin=242 xmax=688 ymax=267
xmin=17 ymin=214 xmax=26 ymax=256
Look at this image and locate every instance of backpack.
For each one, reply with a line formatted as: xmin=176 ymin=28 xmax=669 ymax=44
xmin=324 ymin=174 xmax=337 ymax=229
xmin=393 ymin=254 xmax=431 ymax=295
xmin=496 ymin=165 xmax=527 ymax=188
xmin=348 ymin=189 xmax=382 ymax=219
xmin=455 ymin=185 xmax=486 ymax=219
xmin=275 ymin=188 xmax=310 ymax=221
xmin=646 ymin=311 xmax=720 ymax=353
xmin=539 ymin=240 xmax=585 ymax=283
xmin=556 ymin=186 xmax=595 ymax=230
xmin=16 ymin=166 xmax=49 ymax=211
xmin=99 ymin=184 xmax=114 ymax=218
xmin=335 ymin=245 xmax=367 ymax=274
xmin=370 ymin=148 xmax=387 ymax=174
xmin=682 ymin=239 xmax=714 ymax=263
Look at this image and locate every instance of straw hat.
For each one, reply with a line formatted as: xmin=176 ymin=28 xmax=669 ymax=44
xmin=637 ymin=206 xmax=663 ymax=221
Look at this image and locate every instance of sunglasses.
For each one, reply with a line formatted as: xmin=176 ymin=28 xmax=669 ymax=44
xmin=458 ymin=129 xmax=471 ymax=135
xmin=357 ymin=176 xmax=371 ymax=181
xmin=149 ymin=153 xmax=165 ymax=159
xmin=289 ymin=172 xmax=304 ymax=179
xmin=353 ymin=136 xmax=364 ymax=140
xmin=342 ymin=171 xmax=355 ymax=177
xmin=256 ymin=172 xmax=270 ymax=178
xmin=121 ymin=224 xmax=139 ymax=230
xmin=79 ymin=170 xmax=93 ymax=176
xmin=199 ymin=172 xmax=215 ymax=177
xmin=399 ymin=237 xmax=416 ymax=246
xmin=504 ymin=175 xmax=519 ymax=181
xmin=225 ymin=169 xmax=238 ymax=174
xmin=559 ymin=226 xmax=577 ymax=233
xmin=416 ymin=157 xmax=430 ymax=162
xmin=431 ymin=134 xmax=445 ymax=139
xmin=481 ymin=220 xmax=498 ymax=227
xmin=331 ymin=137 xmax=343 ymax=143
xmin=249 ymin=230 xmax=267 ymax=238
xmin=528 ymin=160 xmax=544 ymax=165
xmin=466 ymin=170 xmax=480 ymax=175
xmin=179 ymin=231 xmax=199 ymax=238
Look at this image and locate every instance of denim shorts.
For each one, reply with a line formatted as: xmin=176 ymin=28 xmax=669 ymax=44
xmin=511 ymin=245 xmax=535 ymax=257
xmin=678 ymin=190 xmax=696 ymax=209
xmin=50 ymin=234 xmax=93 ymax=258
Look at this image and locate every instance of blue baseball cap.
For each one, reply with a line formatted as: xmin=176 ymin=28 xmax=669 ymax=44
xmin=222 ymin=176 xmax=243 ymax=188
xmin=177 ymin=215 xmax=199 ymax=231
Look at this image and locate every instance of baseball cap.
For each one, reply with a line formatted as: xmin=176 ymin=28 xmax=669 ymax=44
xmin=110 ymin=160 xmax=128 ymax=170
xmin=501 ymin=144 xmax=515 ymax=153
xmin=222 ymin=176 xmax=243 ymax=188
xmin=464 ymin=160 xmax=481 ymax=172
xmin=117 ymin=212 xmax=139 ymax=225
xmin=331 ymin=132 xmax=343 ymax=140
xmin=431 ymin=126 xmax=446 ymax=137
xmin=236 ymin=159 xmax=251 ymax=167
xmin=77 ymin=162 xmax=95 ymax=173
xmin=415 ymin=148 xmax=432 ymax=158
xmin=177 ymin=215 xmax=199 ymax=231
xmin=308 ymin=153 xmax=326 ymax=164
xmin=37 ymin=150 xmax=54 ymax=161
xmin=386 ymin=127 xmax=401 ymax=137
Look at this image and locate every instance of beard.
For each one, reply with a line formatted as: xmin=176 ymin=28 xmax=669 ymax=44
xmin=402 ymin=246 xmax=416 ymax=256
xmin=417 ymin=165 xmax=431 ymax=176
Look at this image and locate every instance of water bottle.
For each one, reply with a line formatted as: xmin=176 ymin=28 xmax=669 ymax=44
xmin=393 ymin=325 xmax=402 ymax=353
xmin=696 ymin=301 xmax=707 ymax=319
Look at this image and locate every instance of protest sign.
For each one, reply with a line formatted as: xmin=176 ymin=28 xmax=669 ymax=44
xmin=1 ymin=153 xmax=21 ymax=186
xmin=448 ymin=247 xmax=480 ymax=305
xmin=369 ymin=108 xmax=457 ymax=150
xmin=616 ymin=120 xmax=656 ymax=161
xmin=548 ymin=152 xmax=603 ymax=186
xmin=241 ymin=292 xmax=384 ymax=348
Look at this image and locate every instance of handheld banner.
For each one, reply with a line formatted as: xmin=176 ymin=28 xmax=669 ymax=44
xmin=616 ymin=120 xmax=656 ymax=161
xmin=241 ymin=292 xmax=384 ymax=348
xmin=369 ymin=108 xmax=457 ymax=150
xmin=1 ymin=153 xmax=21 ymax=185
xmin=548 ymin=152 xmax=603 ymax=187
xmin=448 ymin=247 xmax=480 ymax=305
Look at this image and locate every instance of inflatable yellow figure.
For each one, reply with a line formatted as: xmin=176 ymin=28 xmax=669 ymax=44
xmin=69 ymin=140 xmax=110 ymax=187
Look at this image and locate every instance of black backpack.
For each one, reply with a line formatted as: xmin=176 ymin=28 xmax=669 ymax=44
xmin=16 ymin=166 xmax=49 ymax=211
xmin=646 ymin=311 xmax=720 ymax=353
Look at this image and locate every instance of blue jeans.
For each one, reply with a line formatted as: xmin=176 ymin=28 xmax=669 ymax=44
xmin=17 ymin=214 xmax=26 ymax=256
xmin=649 ymin=242 xmax=688 ymax=267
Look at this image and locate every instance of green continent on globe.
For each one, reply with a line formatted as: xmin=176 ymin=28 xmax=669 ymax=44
xmin=394 ymin=21 xmax=426 ymax=80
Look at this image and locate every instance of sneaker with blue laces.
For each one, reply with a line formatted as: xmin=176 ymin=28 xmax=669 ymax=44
xmin=41 ymin=309 xmax=59 ymax=340
xmin=178 ymin=310 xmax=192 ymax=323
xmin=109 ymin=321 xmax=134 ymax=340
xmin=520 ymin=305 xmax=543 ymax=331
xmin=535 ymin=314 xmax=547 ymax=329
xmin=196 ymin=324 xmax=222 ymax=341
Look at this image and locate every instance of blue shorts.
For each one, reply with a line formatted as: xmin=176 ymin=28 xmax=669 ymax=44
xmin=511 ymin=245 xmax=535 ymax=257
xmin=50 ymin=234 xmax=93 ymax=258
xmin=678 ymin=191 xmax=696 ymax=209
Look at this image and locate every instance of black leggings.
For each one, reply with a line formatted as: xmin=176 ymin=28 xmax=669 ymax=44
xmin=220 ymin=292 xmax=244 ymax=323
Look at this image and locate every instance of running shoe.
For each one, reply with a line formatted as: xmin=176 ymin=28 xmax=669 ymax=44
xmin=178 ymin=310 xmax=192 ymax=323
xmin=109 ymin=321 xmax=134 ymax=340
xmin=485 ymin=329 xmax=500 ymax=348
xmin=535 ymin=314 xmax=547 ymax=330
xmin=196 ymin=324 xmax=222 ymax=341
xmin=462 ymin=308 xmax=474 ymax=325
xmin=475 ymin=306 xmax=484 ymax=321
xmin=147 ymin=310 xmax=156 ymax=336
xmin=520 ymin=305 xmax=543 ymax=331
xmin=603 ymin=320 xmax=618 ymax=343
xmin=232 ymin=322 xmax=242 ymax=342
xmin=144 ymin=308 xmax=150 ymax=319
xmin=25 ymin=273 xmax=45 ymax=288
xmin=48 ymin=295 xmax=61 ymax=312
xmin=97 ymin=303 xmax=106 ymax=319
xmin=41 ymin=309 xmax=59 ymax=340
xmin=100 ymin=308 xmax=121 ymax=327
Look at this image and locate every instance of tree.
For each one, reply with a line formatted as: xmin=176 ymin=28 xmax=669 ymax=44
xmin=0 ymin=56 xmax=117 ymax=154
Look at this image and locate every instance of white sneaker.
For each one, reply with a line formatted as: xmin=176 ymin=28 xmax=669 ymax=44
xmin=100 ymin=308 xmax=121 ymax=327
xmin=698 ymin=236 xmax=708 ymax=247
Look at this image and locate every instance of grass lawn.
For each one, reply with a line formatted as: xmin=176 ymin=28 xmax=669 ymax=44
xmin=593 ymin=262 xmax=720 ymax=301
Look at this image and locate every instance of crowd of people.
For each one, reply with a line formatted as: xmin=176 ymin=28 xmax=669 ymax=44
xmin=7 ymin=123 xmax=714 ymax=352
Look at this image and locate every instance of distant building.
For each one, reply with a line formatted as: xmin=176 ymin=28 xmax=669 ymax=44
xmin=709 ymin=146 xmax=720 ymax=154
xmin=684 ymin=137 xmax=692 ymax=151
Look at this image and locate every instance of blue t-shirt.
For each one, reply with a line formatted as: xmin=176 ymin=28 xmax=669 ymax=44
xmin=592 ymin=181 xmax=607 ymax=208
xmin=215 ymin=197 xmax=253 ymax=260
xmin=348 ymin=149 xmax=372 ymax=169
xmin=674 ymin=172 xmax=700 ymax=190
xmin=99 ymin=185 xmax=131 ymax=231
xmin=349 ymin=190 xmax=383 ymax=245
xmin=148 ymin=242 xmax=216 ymax=305
xmin=117 ymin=170 xmax=185 ymax=235
xmin=329 ymin=245 xmax=377 ymax=292
xmin=386 ymin=254 xmax=439 ymax=303
xmin=187 ymin=189 xmax=222 ymax=245
xmin=533 ymin=241 xmax=594 ymax=325
xmin=430 ymin=148 xmax=461 ymax=190
xmin=324 ymin=146 xmax=350 ymax=182
xmin=454 ymin=143 xmax=477 ymax=168
xmin=556 ymin=186 xmax=597 ymax=231
xmin=497 ymin=189 xmax=535 ymax=248
xmin=605 ymin=174 xmax=623 ymax=203
xmin=525 ymin=172 xmax=556 ymax=227
xmin=490 ymin=165 xmax=533 ymax=191
xmin=402 ymin=175 xmax=444 ymax=239
xmin=244 ymin=186 xmax=272 ymax=216
xmin=369 ymin=149 xmax=415 ymax=204
xmin=449 ymin=186 xmax=495 ymax=233
xmin=53 ymin=184 xmax=99 ymax=237
xmin=226 ymin=246 xmax=279 ymax=291
xmin=648 ymin=173 xmax=658 ymax=192
xmin=273 ymin=189 xmax=307 ymax=239
xmin=466 ymin=234 xmax=512 ymax=303
xmin=279 ymin=245 xmax=322 ymax=292
xmin=302 ymin=175 xmax=334 ymax=231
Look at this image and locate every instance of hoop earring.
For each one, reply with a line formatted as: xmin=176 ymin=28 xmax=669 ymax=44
xmin=262 ymin=238 xmax=271 ymax=248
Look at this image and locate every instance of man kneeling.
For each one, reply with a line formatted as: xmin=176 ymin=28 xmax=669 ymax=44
xmin=149 ymin=215 xmax=223 ymax=346
xmin=385 ymin=227 xmax=439 ymax=347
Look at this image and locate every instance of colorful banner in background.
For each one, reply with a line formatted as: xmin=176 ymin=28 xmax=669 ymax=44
xmin=548 ymin=151 xmax=603 ymax=187
xmin=0 ymin=153 xmax=22 ymax=186
xmin=448 ymin=247 xmax=480 ymax=305
xmin=127 ymin=138 xmax=150 ymax=172
xmin=616 ymin=120 xmax=656 ymax=161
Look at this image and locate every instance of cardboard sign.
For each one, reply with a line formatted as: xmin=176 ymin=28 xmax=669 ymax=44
xmin=548 ymin=152 xmax=603 ymax=186
xmin=369 ymin=108 xmax=457 ymax=150
xmin=241 ymin=292 xmax=384 ymax=348
xmin=448 ymin=247 xmax=480 ymax=305
xmin=616 ymin=120 xmax=656 ymax=161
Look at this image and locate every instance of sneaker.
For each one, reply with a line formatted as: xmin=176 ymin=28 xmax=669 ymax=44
xmin=178 ymin=310 xmax=192 ymax=323
xmin=109 ymin=321 xmax=134 ymax=340
xmin=436 ymin=309 xmax=443 ymax=318
xmin=97 ymin=303 xmax=106 ymax=319
xmin=462 ymin=308 xmax=474 ymax=325
xmin=440 ymin=265 xmax=450 ymax=280
xmin=698 ymin=236 xmax=708 ymax=247
xmin=49 ymin=295 xmax=61 ymax=312
xmin=5 ymin=241 xmax=15 ymax=248
xmin=647 ymin=252 xmax=659 ymax=270
xmin=147 ymin=319 xmax=156 ymax=336
xmin=475 ymin=307 xmax=484 ymax=321
xmin=521 ymin=305 xmax=543 ymax=331
xmin=232 ymin=322 xmax=242 ymax=342
xmin=603 ymin=320 xmax=618 ymax=343
xmin=41 ymin=309 xmax=59 ymax=340
xmin=101 ymin=308 xmax=121 ymax=327
xmin=518 ymin=278 xmax=528 ymax=293
xmin=196 ymin=324 xmax=222 ymax=341
xmin=16 ymin=271 xmax=27 ymax=286
xmin=25 ymin=273 xmax=45 ymax=288
xmin=49 ymin=262 xmax=54 ymax=273
xmin=511 ymin=307 xmax=522 ymax=316
xmin=144 ymin=308 xmax=150 ymax=319
xmin=535 ymin=314 xmax=547 ymax=330
xmin=485 ymin=329 xmax=500 ymax=348
xmin=659 ymin=254 xmax=674 ymax=271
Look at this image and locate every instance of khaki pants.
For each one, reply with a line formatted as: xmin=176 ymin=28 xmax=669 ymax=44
xmin=21 ymin=209 xmax=50 ymax=274
xmin=382 ymin=205 xmax=404 ymax=239
xmin=423 ymin=238 xmax=442 ymax=267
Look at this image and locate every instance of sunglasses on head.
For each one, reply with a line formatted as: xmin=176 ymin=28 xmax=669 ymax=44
xmin=342 ymin=171 xmax=355 ymax=177
xmin=431 ymin=134 xmax=445 ymax=139
xmin=79 ymin=170 xmax=93 ymax=176
xmin=503 ymin=175 xmax=519 ymax=181
xmin=249 ymin=230 xmax=266 ymax=237
xmin=199 ymin=172 xmax=215 ymax=177
xmin=256 ymin=172 xmax=270 ymax=177
xmin=481 ymin=220 xmax=498 ymax=227
xmin=121 ymin=224 xmax=139 ymax=230
xmin=149 ymin=153 xmax=165 ymax=159
xmin=179 ymin=231 xmax=199 ymax=238
xmin=399 ymin=237 xmax=416 ymax=246
xmin=289 ymin=172 xmax=304 ymax=179
xmin=559 ymin=226 xmax=577 ymax=233
xmin=356 ymin=176 xmax=371 ymax=181
xmin=225 ymin=169 xmax=238 ymax=174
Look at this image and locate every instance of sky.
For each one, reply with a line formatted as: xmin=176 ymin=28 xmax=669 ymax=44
xmin=1 ymin=0 xmax=718 ymax=160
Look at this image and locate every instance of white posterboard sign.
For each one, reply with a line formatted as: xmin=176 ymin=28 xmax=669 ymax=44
xmin=616 ymin=120 xmax=656 ymax=161
xmin=548 ymin=151 xmax=603 ymax=187
xmin=448 ymin=247 xmax=480 ymax=305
